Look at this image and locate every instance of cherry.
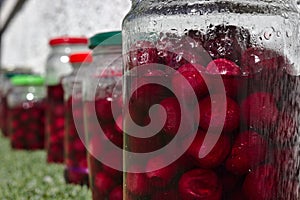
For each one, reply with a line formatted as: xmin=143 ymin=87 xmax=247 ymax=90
xmin=127 ymin=41 xmax=158 ymax=69
xmin=102 ymin=123 xmax=123 ymax=148
xmin=156 ymin=97 xmax=181 ymax=136
xmin=95 ymin=97 xmax=114 ymax=122
xmin=226 ymin=131 xmax=267 ymax=175
xmin=242 ymin=165 xmax=277 ymax=200
xmin=129 ymin=81 xmax=170 ymax=126
xmin=178 ymin=169 xmax=222 ymax=200
xmin=126 ymin=131 xmax=164 ymax=153
xmin=241 ymin=47 xmax=285 ymax=75
xmin=186 ymin=130 xmax=231 ymax=169
xmin=206 ymin=58 xmax=242 ymax=98
xmin=109 ymin=185 xmax=123 ymax=200
xmin=126 ymin=171 xmax=151 ymax=195
xmin=146 ymin=155 xmax=179 ymax=188
xmin=240 ymin=92 xmax=279 ymax=130
xmin=195 ymin=94 xmax=240 ymax=134
xmin=203 ymin=25 xmax=250 ymax=64
xmin=172 ymin=63 xmax=209 ymax=102
xmin=102 ymin=151 xmax=123 ymax=180
xmin=206 ymin=58 xmax=241 ymax=76
xmin=88 ymin=133 xmax=103 ymax=158
xmin=94 ymin=172 xmax=117 ymax=196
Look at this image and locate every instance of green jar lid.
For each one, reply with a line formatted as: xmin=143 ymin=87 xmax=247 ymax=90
xmin=11 ymin=75 xmax=44 ymax=86
xmin=88 ymin=31 xmax=122 ymax=49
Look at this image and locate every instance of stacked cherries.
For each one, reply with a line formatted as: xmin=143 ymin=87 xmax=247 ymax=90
xmin=63 ymin=52 xmax=92 ymax=185
xmin=9 ymin=102 xmax=45 ymax=150
xmin=124 ymin=25 xmax=299 ymax=200
xmin=46 ymin=84 xmax=65 ymax=163
xmin=64 ymin=96 xmax=88 ymax=185
xmin=0 ymin=96 xmax=9 ymax=137
xmin=85 ymin=76 xmax=123 ymax=200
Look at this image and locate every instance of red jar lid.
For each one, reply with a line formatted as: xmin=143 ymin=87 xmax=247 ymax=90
xmin=69 ymin=52 xmax=93 ymax=63
xmin=49 ymin=37 xmax=88 ymax=46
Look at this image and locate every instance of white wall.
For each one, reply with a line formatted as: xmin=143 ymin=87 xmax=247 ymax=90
xmin=1 ymin=0 xmax=131 ymax=74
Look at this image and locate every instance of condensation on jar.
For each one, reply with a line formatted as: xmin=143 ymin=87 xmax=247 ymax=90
xmin=122 ymin=1 xmax=300 ymax=200
xmin=45 ymin=37 xmax=88 ymax=163
xmin=7 ymin=75 xmax=46 ymax=150
xmin=83 ymin=31 xmax=123 ymax=200
xmin=62 ymin=52 xmax=93 ymax=185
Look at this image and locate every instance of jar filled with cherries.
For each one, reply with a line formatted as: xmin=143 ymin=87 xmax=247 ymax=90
xmin=7 ymin=75 xmax=46 ymax=150
xmin=122 ymin=0 xmax=299 ymax=199
xmin=84 ymin=31 xmax=123 ymax=200
xmin=45 ymin=37 xmax=88 ymax=163
xmin=62 ymin=52 xmax=92 ymax=185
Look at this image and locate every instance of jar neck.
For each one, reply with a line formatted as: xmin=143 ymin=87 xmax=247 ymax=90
xmin=51 ymin=44 xmax=87 ymax=54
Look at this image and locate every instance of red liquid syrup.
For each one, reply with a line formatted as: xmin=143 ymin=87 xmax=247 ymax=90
xmin=85 ymin=96 xmax=123 ymax=200
xmin=9 ymin=101 xmax=45 ymax=150
xmin=64 ymin=95 xmax=88 ymax=185
xmin=124 ymin=25 xmax=299 ymax=200
xmin=46 ymin=84 xmax=65 ymax=163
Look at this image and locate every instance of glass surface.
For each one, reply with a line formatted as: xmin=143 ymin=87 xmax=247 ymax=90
xmin=123 ymin=1 xmax=299 ymax=199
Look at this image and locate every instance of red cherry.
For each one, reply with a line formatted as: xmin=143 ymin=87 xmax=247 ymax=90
xmin=95 ymin=97 xmax=114 ymax=122
xmin=126 ymin=131 xmax=164 ymax=153
xmin=129 ymin=82 xmax=170 ymax=126
xmin=156 ymin=97 xmax=180 ymax=136
xmin=126 ymin=172 xmax=151 ymax=195
xmin=127 ymin=41 xmax=158 ymax=69
xmin=172 ymin=63 xmax=209 ymax=102
xmin=242 ymin=165 xmax=277 ymax=200
xmin=102 ymin=123 xmax=123 ymax=148
xmin=241 ymin=47 xmax=285 ymax=75
xmin=178 ymin=169 xmax=222 ymax=200
xmin=226 ymin=131 xmax=267 ymax=175
xmin=102 ymin=150 xmax=123 ymax=180
xmin=88 ymin=133 xmax=103 ymax=158
xmin=186 ymin=130 xmax=231 ymax=169
xmin=109 ymin=185 xmax=123 ymax=200
xmin=146 ymin=156 xmax=179 ymax=188
xmin=240 ymin=92 xmax=279 ymax=130
xmin=196 ymin=95 xmax=240 ymax=134
xmin=206 ymin=58 xmax=241 ymax=76
xmin=94 ymin=172 xmax=117 ymax=196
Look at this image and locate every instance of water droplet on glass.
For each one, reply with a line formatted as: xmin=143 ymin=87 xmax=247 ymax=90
xmin=276 ymin=31 xmax=281 ymax=37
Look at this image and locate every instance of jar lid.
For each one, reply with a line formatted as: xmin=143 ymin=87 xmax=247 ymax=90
xmin=69 ymin=52 xmax=93 ymax=63
xmin=88 ymin=31 xmax=121 ymax=49
xmin=11 ymin=75 xmax=44 ymax=86
xmin=49 ymin=37 xmax=88 ymax=46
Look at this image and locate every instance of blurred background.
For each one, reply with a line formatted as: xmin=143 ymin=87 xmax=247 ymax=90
xmin=0 ymin=0 xmax=131 ymax=74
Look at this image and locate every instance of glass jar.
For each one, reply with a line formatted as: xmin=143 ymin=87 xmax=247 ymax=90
xmin=122 ymin=1 xmax=299 ymax=200
xmin=62 ymin=52 xmax=92 ymax=185
xmin=7 ymin=75 xmax=46 ymax=150
xmin=84 ymin=31 xmax=123 ymax=200
xmin=0 ymin=68 xmax=33 ymax=137
xmin=45 ymin=37 xmax=88 ymax=163
xmin=0 ymin=70 xmax=9 ymax=137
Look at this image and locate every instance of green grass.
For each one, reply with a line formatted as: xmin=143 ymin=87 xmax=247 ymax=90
xmin=0 ymin=135 xmax=91 ymax=200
